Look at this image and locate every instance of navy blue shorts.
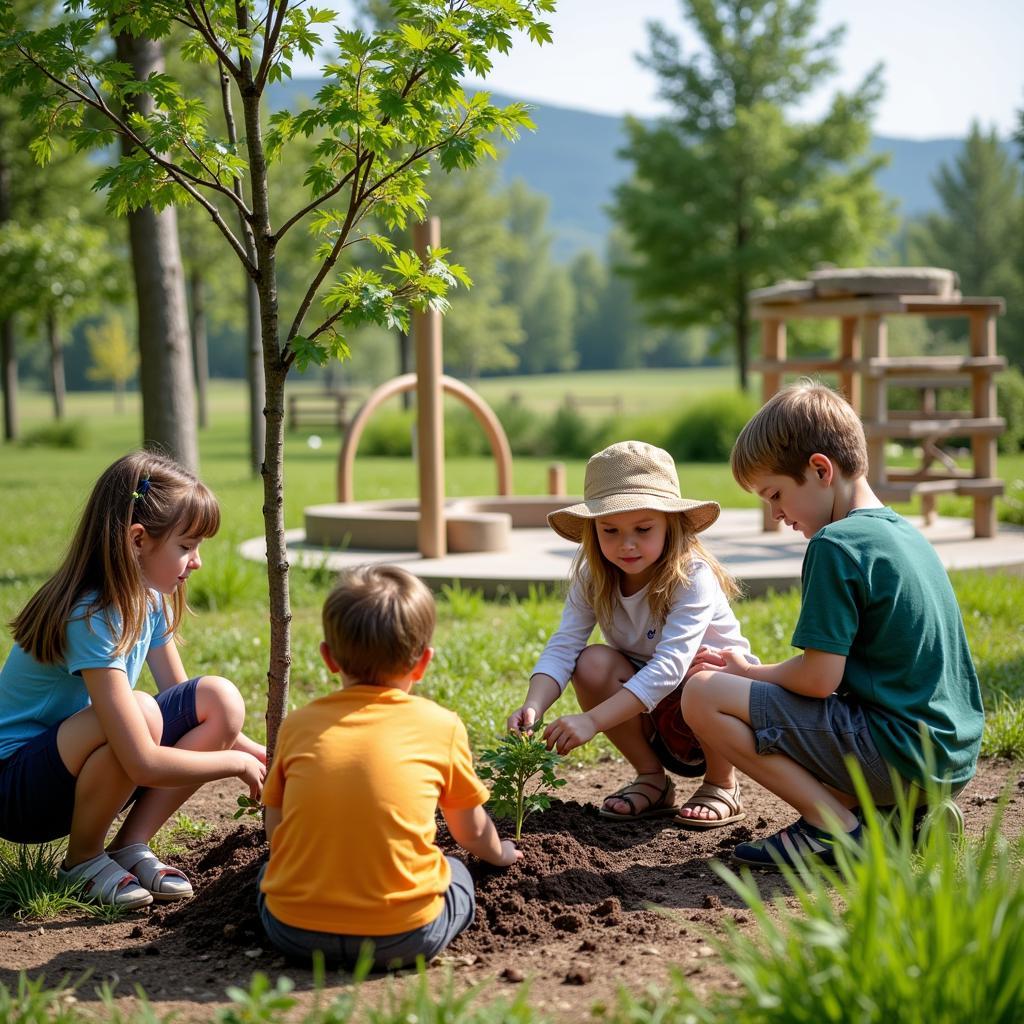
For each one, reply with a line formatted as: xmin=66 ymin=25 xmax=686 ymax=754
xmin=0 ymin=678 xmax=201 ymax=844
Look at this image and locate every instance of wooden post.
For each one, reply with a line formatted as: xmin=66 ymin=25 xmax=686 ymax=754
xmin=760 ymin=317 xmax=786 ymax=531
xmin=861 ymin=315 xmax=888 ymax=494
xmin=413 ymin=218 xmax=445 ymax=558
xmin=969 ymin=311 xmax=998 ymax=538
xmin=839 ymin=316 xmax=860 ymax=413
xmin=548 ymin=462 xmax=566 ymax=496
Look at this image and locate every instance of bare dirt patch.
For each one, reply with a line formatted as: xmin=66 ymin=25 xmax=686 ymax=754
xmin=2 ymin=758 xmax=1021 ymax=1021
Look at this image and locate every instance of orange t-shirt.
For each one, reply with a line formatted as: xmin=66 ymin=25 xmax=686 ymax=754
xmin=260 ymin=685 xmax=489 ymax=935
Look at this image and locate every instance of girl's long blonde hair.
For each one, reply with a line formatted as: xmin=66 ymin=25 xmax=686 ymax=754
xmin=572 ymin=512 xmax=739 ymax=633
xmin=11 ymin=451 xmax=220 ymax=664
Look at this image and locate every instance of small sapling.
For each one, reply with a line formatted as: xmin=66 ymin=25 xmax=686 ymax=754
xmin=233 ymin=795 xmax=261 ymax=820
xmin=478 ymin=730 xmax=567 ymax=840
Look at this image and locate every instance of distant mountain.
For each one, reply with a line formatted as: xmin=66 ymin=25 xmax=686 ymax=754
xmin=268 ymin=78 xmax=1005 ymax=262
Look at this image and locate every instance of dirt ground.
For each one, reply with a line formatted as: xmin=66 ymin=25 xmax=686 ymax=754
xmin=1 ymin=758 xmax=1021 ymax=1021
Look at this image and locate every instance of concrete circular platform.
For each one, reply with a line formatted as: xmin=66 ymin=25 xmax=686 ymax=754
xmin=239 ymin=509 xmax=1024 ymax=597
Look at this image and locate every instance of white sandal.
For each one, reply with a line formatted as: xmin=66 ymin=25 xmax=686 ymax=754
xmin=57 ymin=852 xmax=153 ymax=910
xmin=108 ymin=843 xmax=194 ymax=902
xmin=674 ymin=780 xmax=745 ymax=830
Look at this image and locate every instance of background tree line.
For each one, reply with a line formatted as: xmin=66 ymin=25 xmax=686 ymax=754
xmin=3 ymin=0 xmax=1024 ymax=428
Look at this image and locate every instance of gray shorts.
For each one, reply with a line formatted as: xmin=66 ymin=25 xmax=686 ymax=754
xmin=749 ymin=682 xmax=900 ymax=805
xmin=256 ymin=857 xmax=475 ymax=971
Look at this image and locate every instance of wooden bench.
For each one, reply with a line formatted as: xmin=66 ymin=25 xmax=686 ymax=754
xmin=287 ymin=389 xmax=362 ymax=431
xmin=563 ymin=393 xmax=623 ymax=415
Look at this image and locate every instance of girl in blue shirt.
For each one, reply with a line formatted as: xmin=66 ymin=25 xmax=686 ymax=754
xmin=0 ymin=452 xmax=266 ymax=909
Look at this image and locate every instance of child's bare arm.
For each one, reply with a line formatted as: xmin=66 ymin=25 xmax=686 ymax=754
xmin=443 ymin=804 xmax=522 ymax=867
xmin=712 ymin=647 xmax=846 ymax=699
xmin=543 ymin=687 xmax=645 ymax=755
xmin=507 ymin=673 xmax=561 ymax=732
xmin=264 ymin=805 xmax=282 ymax=844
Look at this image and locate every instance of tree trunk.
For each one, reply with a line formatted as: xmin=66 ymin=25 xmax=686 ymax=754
xmin=114 ymin=379 xmax=125 ymax=414
xmin=46 ymin=310 xmax=66 ymax=420
xmin=116 ymin=33 xmax=198 ymax=472
xmin=246 ymin=277 xmax=265 ymax=475
xmin=0 ymin=144 xmax=17 ymax=441
xmin=189 ymin=270 xmax=209 ymax=430
xmin=219 ymin=66 xmax=265 ymax=477
xmin=239 ymin=70 xmax=290 ymax=756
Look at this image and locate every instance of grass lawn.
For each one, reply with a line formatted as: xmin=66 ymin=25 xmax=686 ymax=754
xmin=2 ymin=378 xmax=1024 ymax=1022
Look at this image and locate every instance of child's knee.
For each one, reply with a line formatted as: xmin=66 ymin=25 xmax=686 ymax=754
xmin=134 ymin=691 xmax=163 ymax=743
xmin=680 ymin=670 xmax=717 ymax=725
xmin=571 ymin=644 xmax=621 ymax=692
xmin=196 ymin=675 xmax=246 ymax=738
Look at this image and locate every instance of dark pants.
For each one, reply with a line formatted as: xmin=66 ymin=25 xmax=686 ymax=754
xmin=256 ymin=857 xmax=476 ymax=971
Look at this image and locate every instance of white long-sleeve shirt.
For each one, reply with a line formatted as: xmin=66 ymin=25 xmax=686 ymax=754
xmin=532 ymin=560 xmax=756 ymax=711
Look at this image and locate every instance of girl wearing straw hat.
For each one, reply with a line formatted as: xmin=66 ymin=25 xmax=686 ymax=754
xmin=507 ymin=441 xmax=757 ymax=824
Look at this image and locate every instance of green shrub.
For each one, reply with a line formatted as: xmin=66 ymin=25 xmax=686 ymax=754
xmin=359 ymin=409 xmax=414 ymax=456
xmin=444 ymin=405 xmax=490 ymax=457
xmin=494 ymin=396 xmax=541 ymax=456
xmin=19 ymin=419 xmax=89 ymax=449
xmin=543 ymin=403 xmax=598 ymax=459
xmin=663 ymin=391 xmax=759 ymax=463
xmin=998 ymin=366 xmax=1024 ymax=453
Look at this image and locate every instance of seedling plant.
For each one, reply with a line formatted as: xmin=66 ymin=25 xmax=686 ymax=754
xmin=478 ymin=730 xmax=567 ymax=840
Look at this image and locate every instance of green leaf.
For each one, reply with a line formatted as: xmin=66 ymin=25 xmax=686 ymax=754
xmin=290 ymin=335 xmax=329 ymax=372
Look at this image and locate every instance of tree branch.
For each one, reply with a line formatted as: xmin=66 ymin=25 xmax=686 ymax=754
xmin=16 ymin=44 xmax=256 ymax=274
xmin=181 ymin=0 xmax=241 ymax=78
xmin=273 ymin=164 xmax=361 ymax=241
xmin=255 ymin=0 xmax=289 ymax=94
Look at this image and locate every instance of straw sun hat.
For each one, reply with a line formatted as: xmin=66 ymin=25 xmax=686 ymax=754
xmin=547 ymin=441 xmax=721 ymax=544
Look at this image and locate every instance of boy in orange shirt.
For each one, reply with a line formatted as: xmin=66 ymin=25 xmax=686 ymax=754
xmin=258 ymin=565 xmax=521 ymax=970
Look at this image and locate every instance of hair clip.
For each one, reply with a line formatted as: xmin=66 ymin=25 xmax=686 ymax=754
xmin=132 ymin=476 xmax=151 ymax=502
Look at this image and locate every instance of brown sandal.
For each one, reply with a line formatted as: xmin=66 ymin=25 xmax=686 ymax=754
xmin=674 ymin=780 xmax=745 ymax=830
xmin=598 ymin=776 xmax=677 ymax=821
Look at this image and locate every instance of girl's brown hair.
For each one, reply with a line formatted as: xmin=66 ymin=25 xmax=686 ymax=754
xmin=11 ymin=451 xmax=220 ymax=663
xmin=572 ymin=512 xmax=739 ymax=634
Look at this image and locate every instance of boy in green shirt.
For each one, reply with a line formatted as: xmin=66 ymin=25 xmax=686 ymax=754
xmin=676 ymin=380 xmax=983 ymax=867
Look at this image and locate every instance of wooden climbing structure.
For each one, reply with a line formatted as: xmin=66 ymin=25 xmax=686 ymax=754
xmin=749 ymin=269 xmax=1006 ymax=538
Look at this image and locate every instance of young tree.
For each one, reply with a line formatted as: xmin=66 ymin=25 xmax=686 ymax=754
xmin=86 ymin=313 xmax=139 ymax=412
xmin=0 ymin=212 xmax=120 ymax=419
xmin=909 ymin=124 xmax=1024 ymax=368
xmin=0 ymin=0 xmax=552 ymax=752
xmin=0 ymin=0 xmax=101 ymax=440
xmin=613 ymin=0 xmax=893 ymax=391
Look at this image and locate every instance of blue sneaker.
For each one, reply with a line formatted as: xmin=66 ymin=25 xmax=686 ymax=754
xmin=733 ymin=817 xmax=862 ymax=869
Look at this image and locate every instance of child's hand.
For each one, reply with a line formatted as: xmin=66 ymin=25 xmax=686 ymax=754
xmin=494 ymin=839 xmax=523 ymax=868
xmin=685 ymin=645 xmax=727 ymax=678
xmin=507 ymin=704 xmax=539 ymax=734
xmin=543 ymin=713 xmax=596 ymax=755
xmin=236 ymin=752 xmax=267 ymax=800
xmin=716 ymin=647 xmax=754 ymax=678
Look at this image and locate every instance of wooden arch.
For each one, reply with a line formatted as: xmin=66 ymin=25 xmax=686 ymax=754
xmin=336 ymin=373 xmax=513 ymax=502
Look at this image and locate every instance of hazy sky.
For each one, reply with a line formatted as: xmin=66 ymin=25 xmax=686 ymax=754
xmin=310 ymin=1 xmax=1024 ymax=140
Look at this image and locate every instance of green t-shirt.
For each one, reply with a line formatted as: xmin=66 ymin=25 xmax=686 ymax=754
xmin=792 ymin=507 xmax=983 ymax=787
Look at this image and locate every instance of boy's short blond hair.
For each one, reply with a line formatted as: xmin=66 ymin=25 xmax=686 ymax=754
xmin=322 ymin=565 xmax=436 ymax=685
xmin=731 ymin=379 xmax=868 ymax=491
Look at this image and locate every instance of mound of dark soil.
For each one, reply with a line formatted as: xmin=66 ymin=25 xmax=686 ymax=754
xmin=152 ymin=796 xmax=754 ymax=961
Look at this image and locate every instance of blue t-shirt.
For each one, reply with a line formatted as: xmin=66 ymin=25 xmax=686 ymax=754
xmin=0 ymin=592 xmax=170 ymax=759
